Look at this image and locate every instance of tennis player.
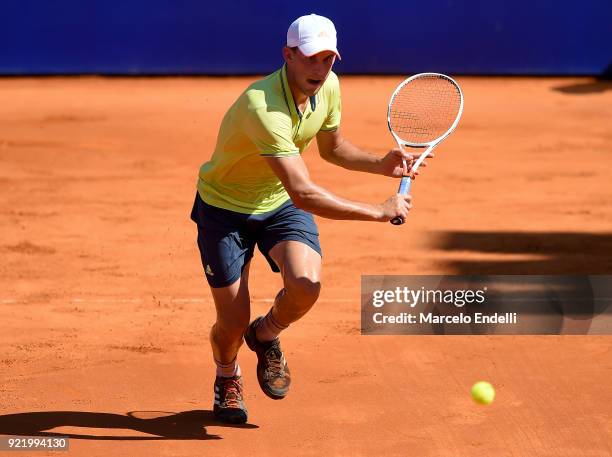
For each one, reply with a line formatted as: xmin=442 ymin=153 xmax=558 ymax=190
xmin=191 ymin=13 xmax=428 ymax=424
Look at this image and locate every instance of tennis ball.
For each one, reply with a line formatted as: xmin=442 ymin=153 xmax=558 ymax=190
xmin=471 ymin=381 xmax=495 ymax=405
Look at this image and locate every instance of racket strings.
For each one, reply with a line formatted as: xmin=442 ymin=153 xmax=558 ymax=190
xmin=389 ymin=75 xmax=462 ymax=144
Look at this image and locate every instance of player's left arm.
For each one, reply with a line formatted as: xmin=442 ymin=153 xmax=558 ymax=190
xmin=316 ymin=129 xmax=431 ymax=178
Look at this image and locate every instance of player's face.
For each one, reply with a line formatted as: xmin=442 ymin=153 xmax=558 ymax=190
xmin=285 ymin=48 xmax=336 ymax=97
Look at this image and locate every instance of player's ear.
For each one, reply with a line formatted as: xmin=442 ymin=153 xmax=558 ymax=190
xmin=282 ymin=46 xmax=294 ymax=63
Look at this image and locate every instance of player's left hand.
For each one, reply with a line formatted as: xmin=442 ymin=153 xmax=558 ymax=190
xmin=379 ymin=149 xmax=434 ymax=178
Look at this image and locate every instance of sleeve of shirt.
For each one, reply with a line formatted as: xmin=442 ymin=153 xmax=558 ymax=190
xmin=320 ymin=72 xmax=342 ymax=132
xmin=244 ymin=106 xmax=300 ymax=157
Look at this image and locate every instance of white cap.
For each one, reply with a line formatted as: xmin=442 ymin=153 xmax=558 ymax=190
xmin=287 ymin=14 xmax=341 ymax=60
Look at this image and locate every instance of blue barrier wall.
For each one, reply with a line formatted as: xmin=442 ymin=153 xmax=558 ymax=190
xmin=1 ymin=0 xmax=610 ymax=75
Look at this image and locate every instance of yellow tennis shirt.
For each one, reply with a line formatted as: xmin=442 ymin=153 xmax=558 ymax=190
xmin=196 ymin=64 xmax=341 ymax=214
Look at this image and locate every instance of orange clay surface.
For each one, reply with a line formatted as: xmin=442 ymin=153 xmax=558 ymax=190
xmin=1 ymin=76 xmax=611 ymax=456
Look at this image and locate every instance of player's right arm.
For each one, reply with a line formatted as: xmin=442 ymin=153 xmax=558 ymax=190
xmin=263 ymin=154 xmax=411 ymax=222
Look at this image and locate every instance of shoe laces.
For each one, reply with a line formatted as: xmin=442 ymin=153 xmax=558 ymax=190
xmin=220 ymin=378 xmax=242 ymax=408
xmin=263 ymin=342 xmax=285 ymax=380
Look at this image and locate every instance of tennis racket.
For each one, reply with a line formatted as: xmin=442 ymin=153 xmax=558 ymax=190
xmin=388 ymin=73 xmax=464 ymax=225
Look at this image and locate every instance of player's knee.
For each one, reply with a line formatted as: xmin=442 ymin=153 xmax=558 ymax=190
xmin=285 ymin=276 xmax=321 ymax=307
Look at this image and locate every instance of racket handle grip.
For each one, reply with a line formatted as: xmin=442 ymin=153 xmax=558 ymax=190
xmin=389 ymin=176 xmax=411 ymax=226
xmin=397 ymin=176 xmax=411 ymax=195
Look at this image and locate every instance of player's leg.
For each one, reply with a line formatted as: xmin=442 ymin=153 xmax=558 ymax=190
xmin=244 ymin=201 xmax=322 ymax=399
xmin=190 ymin=192 xmax=254 ymax=423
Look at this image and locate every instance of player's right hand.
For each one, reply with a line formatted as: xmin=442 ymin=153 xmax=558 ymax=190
xmin=378 ymin=194 xmax=412 ymax=222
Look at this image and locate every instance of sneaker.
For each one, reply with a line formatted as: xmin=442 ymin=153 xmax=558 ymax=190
xmin=244 ymin=316 xmax=291 ymax=399
xmin=213 ymin=375 xmax=248 ymax=424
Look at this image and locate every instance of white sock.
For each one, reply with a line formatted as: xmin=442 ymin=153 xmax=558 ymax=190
xmin=215 ymin=357 xmax=241 ymax=378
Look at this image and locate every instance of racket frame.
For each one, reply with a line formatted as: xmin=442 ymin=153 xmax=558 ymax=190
xmin=387 ymin=72 xmax=464 ymax=225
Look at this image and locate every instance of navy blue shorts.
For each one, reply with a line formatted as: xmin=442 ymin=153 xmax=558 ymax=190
xmin=190 ymin=192 xmax=322 ymax=288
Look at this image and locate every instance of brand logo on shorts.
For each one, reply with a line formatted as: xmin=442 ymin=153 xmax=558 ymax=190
xmin=205 ymin=265 xmax=214 ymax=276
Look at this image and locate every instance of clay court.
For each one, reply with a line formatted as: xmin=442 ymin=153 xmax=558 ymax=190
xmin=1 ymin=75 xmax=611 ymax=456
